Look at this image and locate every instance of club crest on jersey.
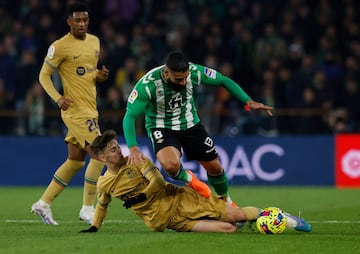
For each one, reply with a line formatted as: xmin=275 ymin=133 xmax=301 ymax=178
xmin=76 ymin=66 xmax=86 ymax=76
xmin=128 ymin=89 xmax=138 ymax=103
xmin=47 ymin=45 xmax=55 ymax=59
xmin=204 ymin=67 xmax=216 ymax=79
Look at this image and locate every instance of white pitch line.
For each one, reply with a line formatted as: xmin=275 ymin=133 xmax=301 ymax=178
xmin=309 ymin=220 xmax=360 ymax=224
xmin=4 ymin=220 xmax=360 ymax=224
xmin=4 ymin=219 xmax=142 ymax=224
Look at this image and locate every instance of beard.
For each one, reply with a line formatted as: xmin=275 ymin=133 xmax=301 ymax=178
xmin=166 ymin=80 xmax=186 ymax=91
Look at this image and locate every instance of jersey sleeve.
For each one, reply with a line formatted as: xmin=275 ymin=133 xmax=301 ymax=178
xmin=140 ymin=158 xmax=166 ymax=197
xmin=123 ymin=82 xmax=152 ymax=148
xmin=92 ymin=191 xmax=111 ymax=229
xmin=193 ymin=63 xmax=252 ymax=104
xmin=38 ymin=42 xmax=64 ymax=103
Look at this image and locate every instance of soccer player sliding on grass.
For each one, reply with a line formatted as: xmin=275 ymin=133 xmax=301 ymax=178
xmin=80 ymin=130 xmax=312 ymax=233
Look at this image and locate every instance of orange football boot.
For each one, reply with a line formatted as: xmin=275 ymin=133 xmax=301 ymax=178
xmin=186 ymin=170 xmax=211 ymax=198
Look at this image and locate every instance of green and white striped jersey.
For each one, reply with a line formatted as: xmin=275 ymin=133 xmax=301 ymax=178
xmin=123 ymin=63 xmax=251 ymax=147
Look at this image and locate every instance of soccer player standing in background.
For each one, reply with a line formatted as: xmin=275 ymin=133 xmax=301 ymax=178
xmin=31 ymin=2 xmax=109 ymax=225
xmin=122 ymin=51 xmax=272 ymax=207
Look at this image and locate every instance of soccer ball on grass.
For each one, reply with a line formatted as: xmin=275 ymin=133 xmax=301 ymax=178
xmin=256 ymin=207 xmax=287 ymax=234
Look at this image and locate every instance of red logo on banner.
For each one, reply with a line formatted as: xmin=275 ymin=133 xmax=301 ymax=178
xmin=335 ymin=135 xmax=360 ymax=187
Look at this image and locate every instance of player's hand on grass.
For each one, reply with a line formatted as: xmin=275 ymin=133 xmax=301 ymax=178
xmin=79 ymin=226 xmax=98 ymax=233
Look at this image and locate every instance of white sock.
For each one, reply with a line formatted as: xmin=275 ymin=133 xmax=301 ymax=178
xmin=285 ymin=213 xmax=297 ymax=228
xmin=82 ymin=205 xmax=94 ymax=210
xmin=39 ymin=199 xmax=50 ymax=207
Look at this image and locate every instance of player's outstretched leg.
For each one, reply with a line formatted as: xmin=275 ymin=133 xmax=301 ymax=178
xmin=285 ymin=212 xmax=312 ymax=232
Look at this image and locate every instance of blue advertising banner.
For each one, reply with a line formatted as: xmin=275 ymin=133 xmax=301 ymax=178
xmin=0 ymin=135 xmax=334 ymax=186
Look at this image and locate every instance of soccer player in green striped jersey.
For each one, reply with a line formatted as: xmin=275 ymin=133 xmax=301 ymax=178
xmin=122 ymin=51 xmax=273 ymax=207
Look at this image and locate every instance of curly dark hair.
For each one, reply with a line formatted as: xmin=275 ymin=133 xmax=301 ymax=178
xmin=66 ymin=2 xmax=90 ymax=17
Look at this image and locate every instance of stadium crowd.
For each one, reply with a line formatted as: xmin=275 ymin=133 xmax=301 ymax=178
xmin=0 ymin=0 xmax=359 ymax=136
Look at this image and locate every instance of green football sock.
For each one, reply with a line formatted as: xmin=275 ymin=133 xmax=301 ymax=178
xmin=207 ymin=169 xmax=229 ymax=196
xmin=172 ymin=165 xmax=190 ymax=182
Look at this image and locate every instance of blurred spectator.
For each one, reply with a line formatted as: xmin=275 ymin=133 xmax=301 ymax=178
xmin=104 ymin=0 xmax=140 ymax=24
xmin=15 ymin=49 xmax=39 ymax=108
xmin=230 ymin=21 xmax=256 ymax=89
xmin=163 ymin=1 xmax=190 ymax=33
xmin=294 ymin=86 xmax=328 ymax=134
xmin=287 ymin=36 xmax=305 ymax=71
xmin=0 ymin=78 xmax=14 ymax=134
xmin=108 ymin=32 xmax=129 ymax=66
xmin=113 ymin=55 xmax=145 ymax=102
xmin=129 ymin=24 xmax=144 ymax=57
xmin=0 ymin=3 xmax=15 ymax=34
xmin=213 ymin=61 xmax=245 ymax=136
xmin=276 ymin=67 xmax=293 ymax=133
xmin=19 ymin=24 xmax=38 ymax=55
xmin=316 ymin=49 xmax=344 ymax=87
xmin=183 ymin=24 xmax=206 ymax=63
xmin=0 ymin=34 xmax=16 ymax=108
xmin=253 ymin=23 xmax=288 ymax=75
xmin=137 ymin=38 xmax=158 ymax=70
xmin=143 ymin=22 xmax=165 ymax=54
xmin=23 ymin=81 xmax=46 ymax=136
xmin=311 ymin=69 xmax=334 ymax=111
xmin=327 ymin=108 xmax=353 ymax=133
xmin=335 ymin=77 xmax=360 ymax=131
xmin=0 ymin=0 xmax=360 ymax=135
xmin=255 ymin=69 xmax=278 ymax=136
xmin=100 ymin=86 xmax=125 ymax=132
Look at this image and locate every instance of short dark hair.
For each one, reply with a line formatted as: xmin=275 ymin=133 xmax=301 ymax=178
xmin=66 ymin=2 xmax=90 ymax=17
xmin=90 ymin=129 xmax=117 ymax=156
xmin=165 ymin=51 xmax=189 ymax=72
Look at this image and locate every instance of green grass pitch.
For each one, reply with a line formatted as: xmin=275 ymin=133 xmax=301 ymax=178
xmin=1 ymin=186 xmax=359 ymax=254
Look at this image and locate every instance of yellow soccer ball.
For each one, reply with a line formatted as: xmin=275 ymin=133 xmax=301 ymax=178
xmin=256 ymin=207 xmax=287 ymax=234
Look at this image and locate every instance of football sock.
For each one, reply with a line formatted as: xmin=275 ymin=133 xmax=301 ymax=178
xmin=207 ymin=169 xmax=229 ymax=196
xmin=82 ymin=159 xmax=104 ymax=206
xmin=241 ymin=206 xmax=261 ymax=220
xmin=172 ymin=164 xmax=191 ymax=182
xmin=41 ymin=159 xmax=85 ymax=204
xmin=283 ymin=213 xmax=297 ymax=228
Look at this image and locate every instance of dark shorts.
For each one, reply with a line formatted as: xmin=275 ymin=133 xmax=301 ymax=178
xmin=150 ymin=123 xmax=218 ymax=161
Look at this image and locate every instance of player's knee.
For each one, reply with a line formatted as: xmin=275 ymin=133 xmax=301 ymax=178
xmin=206 ymin=166 xmax=223 ymax=176
xmin=227 ymin=206 xmax=246 ymax=222
xmin=160 ymin=161 xmax=181 ymax=177
xmin=202 ymin=159 xmax=223 ymax=176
